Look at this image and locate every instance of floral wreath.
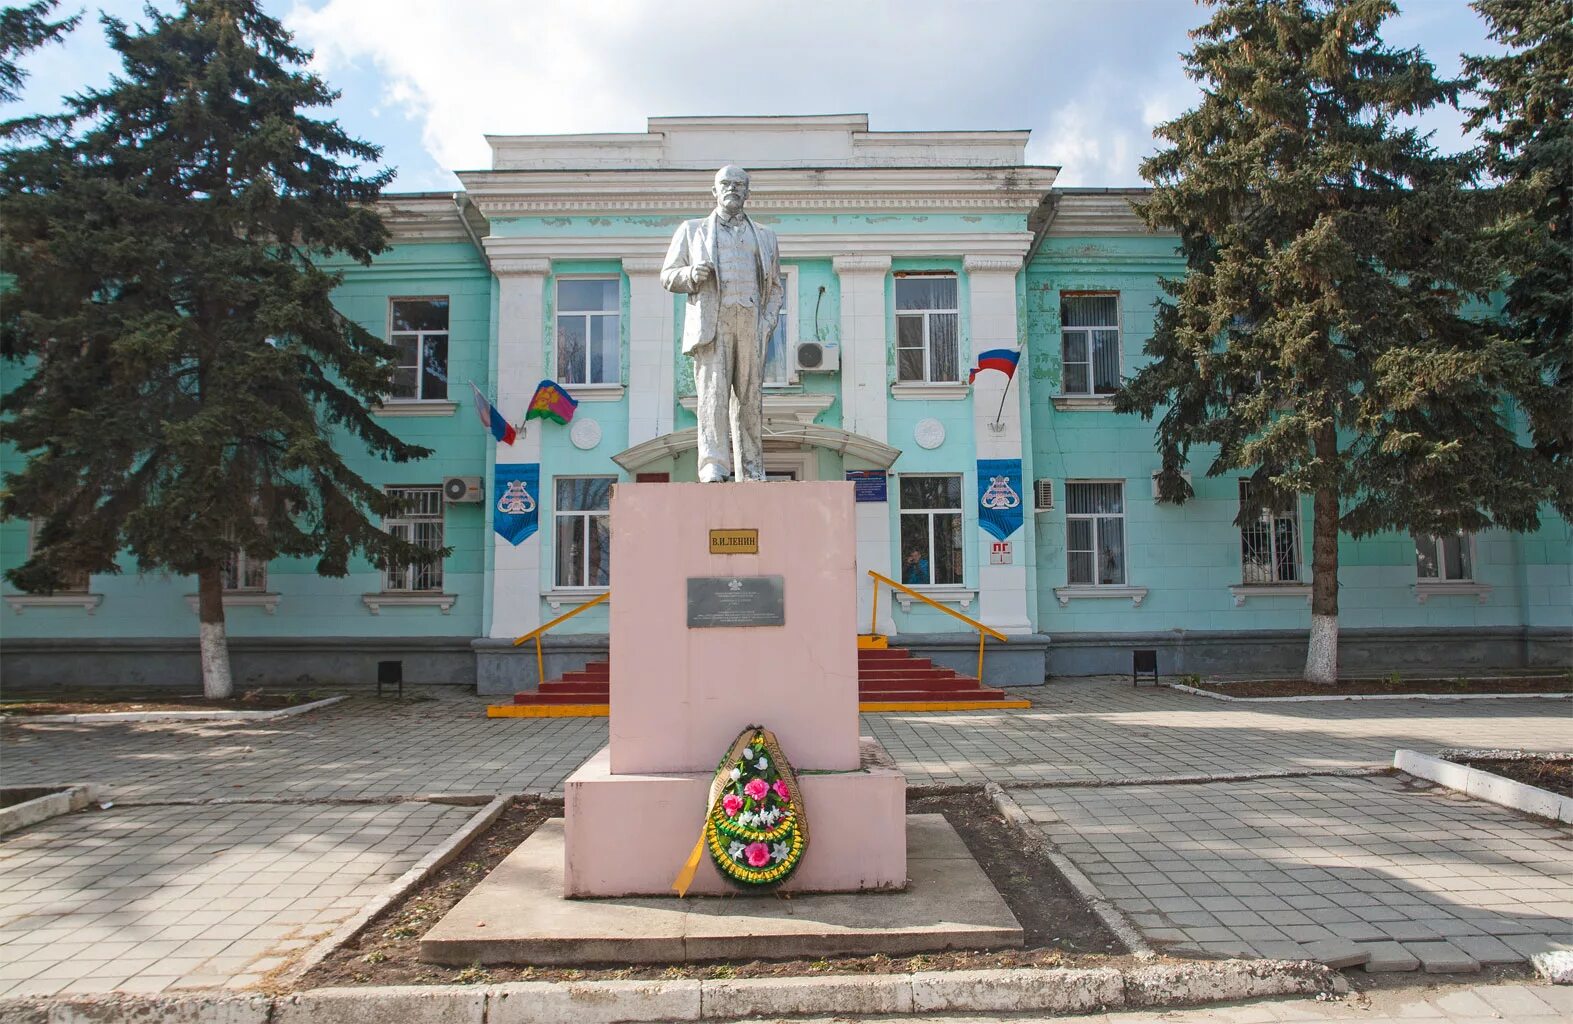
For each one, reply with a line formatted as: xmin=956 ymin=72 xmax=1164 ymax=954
xmin=672 ymin=725 xmax=808 ymax=895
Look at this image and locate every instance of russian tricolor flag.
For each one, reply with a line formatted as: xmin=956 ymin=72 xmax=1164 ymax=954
xmin=470 ymin=383 xmax=517 ymax=445
xmin=968 ymin=348 xmax=1021 ymax=384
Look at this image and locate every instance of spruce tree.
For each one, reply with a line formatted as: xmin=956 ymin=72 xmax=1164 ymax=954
xmin=1115 ymin=0 xmax=1547 ymax=683
xmin=0 ymin=0 xmax=435 ymax=697
xmin=0 ymin=1 xmax=78 ymax=105
xmin=1465 ymin=0 xmax=1573 ymax=516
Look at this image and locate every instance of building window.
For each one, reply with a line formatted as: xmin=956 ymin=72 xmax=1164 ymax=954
xmin=1416 ymin=532 xmax=1473 ymax=581
xmin=222 ymin=548 xmax=267 ymax=592
xmin=899 ymin=475 xmax=963 ymax=586
xmin=1066 ymin=482 xmax=1125 ymax=585
xmin=895 ymin=275 xmax=959 ymax=383
xmin=26 ymin=520 xmax=89 ymax=593
xmin=763 ymin=267 xmax=796 ymax=386
xmin=389 ymin=298 xmax=449 ymax=401
xmin=383 ymin=486 xmax=444 ymax=592
xmin=1239 ymin=480 xmax=1302 ymax=584
xmin=556 ymin=278 xmax=620 ymax=385
xmin=1061 ymin=294 xmax=1120 ymax=396
xmin=555 ymin=477 xmax=613 ymax=588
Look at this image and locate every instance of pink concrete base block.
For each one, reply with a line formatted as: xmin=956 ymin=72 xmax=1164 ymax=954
xmin=564 ymin=741 xmax=907 ymax=897
xmin=608 ymin=481 xmax=860 ymax=775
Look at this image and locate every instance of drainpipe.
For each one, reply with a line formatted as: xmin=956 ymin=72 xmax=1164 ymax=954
xmin=1023 ymin=191 xmax=1060 ymax=270
xmin=453 ymin=192 xmax=491 ymax=271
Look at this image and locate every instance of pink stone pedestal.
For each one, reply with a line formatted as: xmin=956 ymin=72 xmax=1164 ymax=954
xmin=564 ymin=481 xmax=907 ymax=897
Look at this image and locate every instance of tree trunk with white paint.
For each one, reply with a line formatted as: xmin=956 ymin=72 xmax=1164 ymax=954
xmin=1305 ymin=427 xmax=1341 ymax=685
xmin=197 ymin=564 xmax=233 ymax=700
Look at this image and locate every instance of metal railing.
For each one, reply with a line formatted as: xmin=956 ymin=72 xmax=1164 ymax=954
xmin=866 ymin=570 xmax=1007 ymax=682
xmin=512 ymin=591 xmax=610 ymax=687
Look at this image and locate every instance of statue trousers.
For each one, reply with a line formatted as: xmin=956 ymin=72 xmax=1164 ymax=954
xmin=693 ymin=302 xmax=765 ymax=481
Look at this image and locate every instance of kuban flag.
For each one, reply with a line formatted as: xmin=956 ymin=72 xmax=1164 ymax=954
xmin=968 ymin=348 xmax=1020 ymax=384
xmin=470 ymin=382 xmax=517 ymax=445
xmin=525 ymin=379 xmax=579 ymax=425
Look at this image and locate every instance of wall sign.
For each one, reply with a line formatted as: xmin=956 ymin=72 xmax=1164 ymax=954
xmin=977 ymin=458 xmax=1024 ymax=541
xmin=709 ymin=529 xmax=759 ymax=554
xmin=845 ymin=469 xmax=888 ymax=503
xmin=493 ymin=463 xmax=540 ymax=546
xmin=990 ymin=541 xmax=1014 ymax=565
xmin=687 ymin=576 xmax=786 ymax=628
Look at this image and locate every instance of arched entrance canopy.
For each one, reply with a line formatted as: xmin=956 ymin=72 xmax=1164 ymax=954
xmin=611 ymin=423 xmax=900 ymax=473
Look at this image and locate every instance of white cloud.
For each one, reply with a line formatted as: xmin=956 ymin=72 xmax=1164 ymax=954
xmin=284 ymin=0 xmax=1482 ymax=188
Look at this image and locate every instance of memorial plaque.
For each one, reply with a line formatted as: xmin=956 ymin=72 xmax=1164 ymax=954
xmin=709 ymin=528 xmax=758 ymax=554
xmin=687 ymin=575 xmax=785 ymax=628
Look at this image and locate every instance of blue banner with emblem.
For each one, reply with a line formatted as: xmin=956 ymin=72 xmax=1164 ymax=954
xmin=493 ymin=463 xmax=540 ymax=546
xmin=977 ymin=458 xmax=1024 ymax=541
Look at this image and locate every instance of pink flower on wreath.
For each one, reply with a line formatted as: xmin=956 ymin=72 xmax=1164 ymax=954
xmin=772 ymin=779 xmax=790 ymax=801
xmin=745 ymin=842 xmax=771 ymax=867
xmin=722 ymin=794 xmax=743 ymax=817
xmin=743 ymin=778 xmax=769 ymax=801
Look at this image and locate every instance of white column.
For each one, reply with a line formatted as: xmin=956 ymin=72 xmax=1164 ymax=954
xmin=487 ymin=255 xmax=550 ymax=640
xmin=834 ymin=255 xmax=896 ymax=635
xmin=624 ymin=257 xmax=674 ymax=447
xmin=965 ymin=255 xmax=1033 ymax=635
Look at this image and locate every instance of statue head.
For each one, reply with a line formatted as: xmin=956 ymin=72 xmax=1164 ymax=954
xmin=712 ymin=165 xmax=750 ymax=218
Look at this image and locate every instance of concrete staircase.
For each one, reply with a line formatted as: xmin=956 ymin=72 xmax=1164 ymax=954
xmin=490 ymin=644 xmax=1029 ymax=717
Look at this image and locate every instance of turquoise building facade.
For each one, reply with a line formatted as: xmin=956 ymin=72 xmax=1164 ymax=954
xmin=3 ymin=115 xmax=1568 ymax=689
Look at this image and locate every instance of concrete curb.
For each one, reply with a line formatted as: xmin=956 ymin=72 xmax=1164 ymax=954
xmin=983 ymin=781 xmax=1157 ymax=959
xmin=1394 ymin=749 xmax=1573 ymax=824
xmin=0 ymin=783 xmax=102 ymax=836
xmin=0 ymin=960 xmax=1344 ymax=1023
xmin=1169 ymin=682 xmax=1571 ymax=704
xmin=280 ymin=794 xmax=513 ymax=985
xmin=2 ymin=694 xmax=348 ymax=725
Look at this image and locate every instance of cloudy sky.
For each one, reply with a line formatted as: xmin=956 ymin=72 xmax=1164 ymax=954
xmin=5 ymin=1 xmax=1500 ymax=192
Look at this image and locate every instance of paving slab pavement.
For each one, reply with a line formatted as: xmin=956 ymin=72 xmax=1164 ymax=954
xmin=785 ymin=979 xmax=1573 ymax=1022
xmin=0 ymin=799 xmax=471 ymax=998
xmin=1015 ymin=773 xmax=1573 ymax=971
xmin=1 ymin=680 xmax=1568 ymax=1002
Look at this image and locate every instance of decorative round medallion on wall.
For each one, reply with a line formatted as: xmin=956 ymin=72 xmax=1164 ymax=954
xmin=914 ymin=418 xmax=946 ymax=450
xmin=570 ymin=417 xmax=602 ymax=451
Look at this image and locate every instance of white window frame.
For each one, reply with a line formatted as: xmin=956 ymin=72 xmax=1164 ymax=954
xmin=382 ymin=486 xmax=444 ymax=593
xmin=898 ymin=474 xmax=965 ymax=588
xmin=1238 ymin=479 xmax=1304 ymax=585
xmin=895 ymin=274 xmax=961 ymax=384
xmin=1060 ymin=292 xmax=1121 ymax=397
xmin=1065 ymin=481 xmax=1127 ymax=586
xmin=553 ymin=475 xmax=615 ymax=590
xmin=555 ymin=276 xmax=621 ymax=386
xmin=763 ymin=265 xmax=799 ymax=387
xmin=1415 ymin=531 xmax=1475 ymax=582
xmin=222 ymin=547 xmax=267 ymax=593
xmin=23 ymin=519 xmax=89 ymax=594
xmin=388 ymin=297 xmax=450 ymax=402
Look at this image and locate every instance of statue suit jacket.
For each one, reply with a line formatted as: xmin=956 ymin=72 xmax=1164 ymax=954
xmin=660 ymin=211 xmax=783 ymax=356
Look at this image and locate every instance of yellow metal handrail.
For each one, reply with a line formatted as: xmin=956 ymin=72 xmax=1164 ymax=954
xmin=866 ymin=570 xmax=1006 ymax=682
xmin=513 ymin=591 xmax=610 ymax=687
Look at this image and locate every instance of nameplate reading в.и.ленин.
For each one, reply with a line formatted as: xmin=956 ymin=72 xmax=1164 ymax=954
xmin=709 ymin=529 xmax=758 ymax=554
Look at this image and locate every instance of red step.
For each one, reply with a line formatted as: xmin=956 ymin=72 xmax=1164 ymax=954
xmin=509 ymin=646 xmax=1010 ymax=707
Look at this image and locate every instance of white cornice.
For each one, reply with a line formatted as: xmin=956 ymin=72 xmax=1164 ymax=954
xmin=1043 ymin=191 xmax=1173 ymax=238
xmin=457 ymin=167 xmax=1057 ymax=218
xmin=484 ymin=232 xmax=1033 ymax=263
xmin=377 ymin=194 xmax=475 ymax=244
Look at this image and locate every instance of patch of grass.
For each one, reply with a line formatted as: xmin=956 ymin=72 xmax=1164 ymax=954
xmin=453 ymin=965 xmax=491 ymax=985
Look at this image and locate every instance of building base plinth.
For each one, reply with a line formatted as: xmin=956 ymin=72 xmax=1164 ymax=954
xmin=420 ymin=814 xmax=1021 ymax=965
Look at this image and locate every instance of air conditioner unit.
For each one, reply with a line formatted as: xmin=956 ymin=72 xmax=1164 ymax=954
xmin=1151 ymin=470 xmax=1193 ymax=502
xmin=1034 ymin=479 xmax=1055 ymax=511
xmin=442 ymin=476 xmax=483 ymax=503
xmin=794 ymin=341 xmax=839 ymax=373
